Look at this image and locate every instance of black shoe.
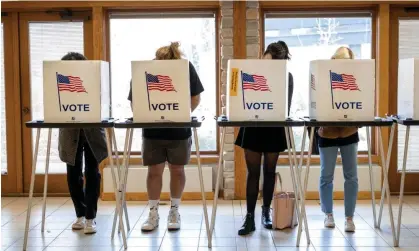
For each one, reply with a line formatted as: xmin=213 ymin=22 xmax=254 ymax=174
xmin=261 ymin=206 xmax=273 ymax=229
xmin=238 ymin=213 xmax=256 ymax=236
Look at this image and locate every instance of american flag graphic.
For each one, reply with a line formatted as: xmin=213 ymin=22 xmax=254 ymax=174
xmin=311 ymin=74 xmax=316 ymax=90
xmin=57 ymin=73 xmax=87 ymax=93
xmin=331 ymin=71 xmax=360 ymax=91
xmin=146 ymin=73 xmax=176 ymax=92
xmin=242 ymin=72 xmax=270 ymax=91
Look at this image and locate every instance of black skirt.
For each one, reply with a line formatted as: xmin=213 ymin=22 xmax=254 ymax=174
xmin=235 ymin=126 xmax=288 ymax=153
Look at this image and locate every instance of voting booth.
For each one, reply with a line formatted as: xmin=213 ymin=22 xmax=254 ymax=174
xmin=131 ymin=59 xmax=191 ymax=123
xmin=398 ymin=58 xmax=419 ymax=119
xmin=226 ymin=59 xmax=289 ymax=121
xmin=43 ymin=61 xmax=110 ymax=123
xmin=309 ymin=59 xmax=375 ymax=121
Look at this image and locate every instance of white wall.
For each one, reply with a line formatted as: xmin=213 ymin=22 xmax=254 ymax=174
xmin=102 ymin=163 xmax=382 ymax=196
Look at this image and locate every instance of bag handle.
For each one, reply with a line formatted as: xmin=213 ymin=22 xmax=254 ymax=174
xmin=274 ymin=172 xmax=283 ymax=192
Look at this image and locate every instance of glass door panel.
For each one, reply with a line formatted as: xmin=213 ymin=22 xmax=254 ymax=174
xmin=1 ymin=14 xmax=21 ymax=194
xmin=19 ymin=13 xmax=91 ymax=193
xmin=28 ymin=22 xmax=84 ymax=174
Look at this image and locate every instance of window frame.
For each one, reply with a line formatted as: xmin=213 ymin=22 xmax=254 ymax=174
xmin=106 ymin=9 xmax=220 ymax=157
xmin=260 ymin=7 xmax=378 ymax=164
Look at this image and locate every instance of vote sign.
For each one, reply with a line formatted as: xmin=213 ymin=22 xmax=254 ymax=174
xmin=309 ymin=59 xmax=375 ymax=121
xmin=226 ymin=59 xmax=289 ymax=121
xmin=131 ymin=60 xmax=191 ymax=123
xmin=43 ymin=61 xmax=110 ymax=123
xmin=398 ymin=58 xmax=419 ymax=120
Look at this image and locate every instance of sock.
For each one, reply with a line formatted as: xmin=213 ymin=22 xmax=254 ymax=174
xmin=149 ymin=200 xmax=159 ymax=210
xmin=171 ymin=198 xmax=181 ymax=208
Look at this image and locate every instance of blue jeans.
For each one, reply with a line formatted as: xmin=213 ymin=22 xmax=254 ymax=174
xmin=319 ymin=143 xmax=359 ymax=217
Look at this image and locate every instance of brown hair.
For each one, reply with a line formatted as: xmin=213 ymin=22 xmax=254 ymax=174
xmin=263 ymin=40 xmax=291 ymax=60
xmin=331 ymin=46 xmax=355 ymax=60
xmin=155 ymin=42 xmax=183 ymax=60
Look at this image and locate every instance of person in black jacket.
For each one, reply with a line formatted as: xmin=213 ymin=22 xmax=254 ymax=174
xmin=235 ymin=41 xmax=294 ymax=235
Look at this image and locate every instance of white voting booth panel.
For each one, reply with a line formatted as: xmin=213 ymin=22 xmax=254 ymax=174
xmin=398 ymin=58 xmax=419 ymax=119
xmin=43 ymin=61 xmax=110 ymax=123
xmin=309 ymin=60 xmax=375 ymax=121
xmin=131 ymin=60 xmax=191 ymax=123
xmin=226 ymin=59 xmax=288 ymax=121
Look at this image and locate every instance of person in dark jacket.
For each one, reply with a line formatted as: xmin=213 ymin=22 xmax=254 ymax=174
xmin=235 ymin=41 xmax=294 ymax=235
xmin=58 ymin=52 xmax=108 ymax=234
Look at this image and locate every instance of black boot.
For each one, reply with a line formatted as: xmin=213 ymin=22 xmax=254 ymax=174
xmin=261 ymin=206 xmax=272 ymax=229
xmin=238 ymin=213 xmax=256 ymax=236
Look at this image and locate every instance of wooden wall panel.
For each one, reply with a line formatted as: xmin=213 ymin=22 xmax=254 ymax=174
xmin=376 ymin=4 xmax=391 ymax=170
xmin=2 ymin=1 xmax=220 ymax=11
xmin=92 ymin=7 xmax=106 ymax=60
xmin=233 ymin=1 xmax=247 ymax=199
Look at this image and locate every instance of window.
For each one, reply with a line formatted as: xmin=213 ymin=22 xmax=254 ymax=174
xmin=398 ymin=20 xmax=419 ymax=171
xmin=110 ymin=13 xmax=217 ymax=153
xmin=264 ymin=14 xmax=372 ymax=151
xmin=1 ymin=23 xmax=6 ymax=174
xmin=29 ymin=22 xmax=84 ymax=173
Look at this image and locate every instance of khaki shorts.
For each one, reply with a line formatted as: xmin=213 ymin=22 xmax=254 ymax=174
xmin=141 ymin=137 xmax=192 ymax=166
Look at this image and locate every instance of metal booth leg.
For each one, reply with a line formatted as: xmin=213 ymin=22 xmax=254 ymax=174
xmin=105 ymin=128 xmax=127 ymax=249
xmin=120 ymin=128 xmax=133 ymax=233
xmin=193 ymin=128 xmax=211 ymax=244
xmin=41 ymin=128 xmax=52 ymax=232
xmin=366 ymin=126 xmax=378 ymax=228
xmin=209 ymin=126 xmax=226 ymax=247
xmin=23 ymin=128 xmax=41 ymax=251
xmin=395 ymin=125 xmax=410 ymax=246
xmin=111 ymin=128 xmax=130 ymax=238
xmin=112 ymin=128 xmax=131 ymax=237
xmin=377 ymin=125 xmax=397 ymax=246
xmin=284 ymin=127 xmax=306 ymax=247
xmin=289 ymin=127 xmax=310 ymax=246
xmin=295 ymin=126 xmax=312 ymax=245
xmin=304 ymin=127 xmax=315 ymax=195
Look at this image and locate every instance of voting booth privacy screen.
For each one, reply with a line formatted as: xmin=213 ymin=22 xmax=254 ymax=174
xmin=226 ymin=59 xmax=289 ymax=121
xmin=309 ymin=59 xmax=375 ymax=121
xmin=131 ymin=60 xmax=191 ymax=123
xmin=398 ymin=58 xmax=419 ymax=120
xmin=43 ymin=61 xmax=110 ymax=123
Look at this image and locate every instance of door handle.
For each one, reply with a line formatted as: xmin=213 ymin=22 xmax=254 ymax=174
xmin=22 ymin=107 xmax=30 ymax=115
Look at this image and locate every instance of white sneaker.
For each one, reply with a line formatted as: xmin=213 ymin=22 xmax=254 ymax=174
xmin=345 ymin=218 xmax=356 ymax=232
xmin=167 ymin=207 xmax=181 ymax=231
xmin=72 ymin=217 xmax=85 ymax=230
xmin=324 ymin=214 xmax=335 ymax=228
xmin=141 ymin=209 xmax=159 ymax=232
xmin=84 ymin=219 xmax=97 ymax=234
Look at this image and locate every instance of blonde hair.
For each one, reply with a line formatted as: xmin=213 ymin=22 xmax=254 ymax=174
xmin=331 ymin=46 xmax=355 ymax=60
xmin=155 ymin=42 xmax=183 ymax=60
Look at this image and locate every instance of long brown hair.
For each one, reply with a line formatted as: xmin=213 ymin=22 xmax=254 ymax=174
xmin=155 ymin=42 xmax=183 ymax=60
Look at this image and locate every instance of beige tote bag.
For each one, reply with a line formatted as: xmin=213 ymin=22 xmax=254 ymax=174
xmin=272 ymin=172 xmax=298 ymax=230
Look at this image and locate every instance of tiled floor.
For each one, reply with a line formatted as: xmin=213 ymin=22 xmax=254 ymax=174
xmin=2 ymin=196 xmax=419 ymax=251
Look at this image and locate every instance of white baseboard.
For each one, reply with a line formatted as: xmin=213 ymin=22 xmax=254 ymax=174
xmin=274 ymin=164 xmax=382 ymax=192
xmin=102 ymin=164 xmax=381 ymax=195
xmin=103 ymin=165 xmax=213 ymax=193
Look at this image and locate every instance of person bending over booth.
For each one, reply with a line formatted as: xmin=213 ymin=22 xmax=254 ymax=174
xmin=235 ymin=41 xmax=294 ymax=236
xmin=128 ymin=42 xmax=204 ymax=231
xmin=318 ymin=46 xmax=359 ymax=232
xmin=58 ymin=52 xmax=108 ymax=234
